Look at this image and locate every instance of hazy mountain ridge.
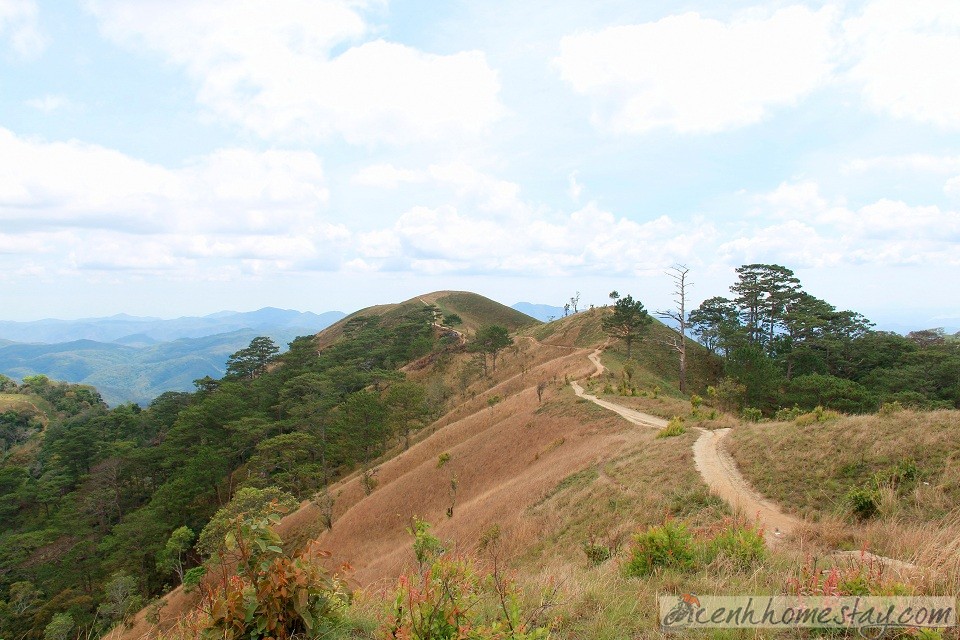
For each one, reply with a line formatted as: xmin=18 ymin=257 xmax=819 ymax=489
xmin=0 ymin=307 xmax=346 ymax=343
xmin=0 ymin=308 xmax=346 ymax=405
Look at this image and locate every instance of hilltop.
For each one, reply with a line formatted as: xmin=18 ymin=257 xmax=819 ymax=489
xmin=314 ymin=290 xmax=539 ymax=349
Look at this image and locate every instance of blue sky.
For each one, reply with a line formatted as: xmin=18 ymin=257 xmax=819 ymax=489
xmin=1 ymin=0 xmax=959 ymax=329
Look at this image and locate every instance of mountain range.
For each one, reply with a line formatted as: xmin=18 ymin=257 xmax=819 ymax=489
xmin=0 ymin=308 xmax=345 ymax=406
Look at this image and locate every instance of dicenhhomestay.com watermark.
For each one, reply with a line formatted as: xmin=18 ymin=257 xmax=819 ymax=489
xmin=660 ymin=594 xmax=956 ymax=634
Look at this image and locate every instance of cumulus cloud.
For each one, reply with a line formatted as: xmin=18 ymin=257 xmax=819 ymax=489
xmin=723 ymin=181 xmax=960 ymax=267
xmin=0 ymin=0 xmax=46 ymax=58
xmin=24 ymin=94 xmax=70 ymax=113
xmin=85 ymin=0 xmax=504 ymax=145
xmin=554 ymin=5 xmax=838 ymax=134
xmin=844 ymin=0 xmax=960 ymax=129
xmin=0 ymin=128 xmax=340 ymax=276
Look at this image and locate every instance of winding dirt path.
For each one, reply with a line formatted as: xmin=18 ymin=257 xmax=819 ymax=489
xmin=692 ymin=428 xmax=798 ymax=543
xmin=571 ymin=351 xmax=922 ymax=569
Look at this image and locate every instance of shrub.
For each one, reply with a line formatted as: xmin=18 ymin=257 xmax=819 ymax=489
xmin=656 ymin=416 xmax=686 ymax=439
xmin=388 ymin=521 xmax=552 ymax=639
xmin=774 ymin=405 xmax=804 ymax=421
xmin=740 ymin=407 xmax=763 ymax=422
xmin=878 ymin=401 xmax=904 ymax=416
xmin=690 ymin=394 xmax=703 ymax=410
xmin=182 ymin=566 xmax=205 ymax=593
xmin=581 ymin=539 xmax=612 ymax=565
xmin=436 ymin=452 xmax=451 ymax=469
xmin=408 ymin=516 xmax=444 ymax=569
xmin=846 ymin=486 xmax=879 ymax=519
xmin=624 ymin=520 xmax=696 ymax=577
xmin=706 ymin=521 xmax=766 ymax=570
xmin=201 ymin=509 xmax=350 ymax=640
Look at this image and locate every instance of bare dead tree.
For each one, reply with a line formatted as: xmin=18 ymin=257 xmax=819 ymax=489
xmin=656 ymin=265 xmax=692 ymax=394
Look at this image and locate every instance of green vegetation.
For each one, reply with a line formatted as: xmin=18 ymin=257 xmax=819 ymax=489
xmin=690 ymin=263 xmax=960 ymax=413
xmin=0 ymin=304 xmax=443 ymax=640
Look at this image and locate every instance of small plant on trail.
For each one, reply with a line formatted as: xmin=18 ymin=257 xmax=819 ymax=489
xmin=360 ymin=465 xmax=379 ymax=495
xmin=436 ymin=452 xmax=451 ymax=468
xmin=536 ymin=381 xmax=547 ymax=404
xmin=657 ymin=416 xmax=686 ymax=438
xmin=624 ymin=520 xmax=696 ymax=577
xmin=487 ymin=394 xmax=502 ymax=409
xmin=690 ymin=394 xmax=703 ymax=410
xmin=652 ymin=385 xmax=661 ymax=399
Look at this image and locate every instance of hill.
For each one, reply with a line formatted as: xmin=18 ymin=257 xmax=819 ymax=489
xmin=315 ymin=290 xmax=539 ymax=349
xmin=8 ymin=290 xmax=959 ymax=640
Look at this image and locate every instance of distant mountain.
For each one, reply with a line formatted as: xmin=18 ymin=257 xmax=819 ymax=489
xmin=0 ymin=308 xmax=346 ymax=406
xmin=0 ymin=307 xmax=346 ymax=344
xmin=511 ymin=302 xmax=567 ymax=323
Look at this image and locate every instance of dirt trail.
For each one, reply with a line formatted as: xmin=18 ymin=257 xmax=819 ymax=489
xmin=691 ymin=428 xmax=798 ymax=543
xmin=572 ymin=351 xmax=921 ymax=568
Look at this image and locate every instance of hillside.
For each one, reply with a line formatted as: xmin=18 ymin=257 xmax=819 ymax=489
xmin=8 ymin=293 xmax=959 ymax=640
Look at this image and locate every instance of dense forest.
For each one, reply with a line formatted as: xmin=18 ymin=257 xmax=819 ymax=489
xmin=689 ymin=263 xmax=960 ymax=414
xmin=0 ymin=305 xmax=450 ymax=640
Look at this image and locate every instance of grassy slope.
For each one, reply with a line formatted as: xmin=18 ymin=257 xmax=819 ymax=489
xmin=315 ymin=291 xmax=539 ymax=350
xmin=118 ymin=304 xmax=960 ymax=640
xmin=728 ymin=409 xmax=960 ymax=522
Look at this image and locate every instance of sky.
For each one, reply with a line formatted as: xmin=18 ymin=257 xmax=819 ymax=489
xmin=1 ymin=0 xmax=959 ymax=329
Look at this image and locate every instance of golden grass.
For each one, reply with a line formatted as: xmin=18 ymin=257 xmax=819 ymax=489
xmin=727 ymin=409 xmax=960 ymax=522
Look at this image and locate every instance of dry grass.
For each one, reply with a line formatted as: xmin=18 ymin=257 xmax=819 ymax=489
xmin=727 ymin=409 xmax=960 ymax=522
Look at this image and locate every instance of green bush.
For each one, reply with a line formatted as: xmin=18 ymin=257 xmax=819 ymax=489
xmin=624 ymin=520 xmax=696 ymax=577
xmin=774 ymin=405 xmax=804 ymax=421
xmin=878 ymin=401 xmax=904 ymax=416
xmin=581 ymin=540 xmax=612 ymax=565
xmin=182 ymin=566 xmax=205 ymax=592
xmin=846 ymin=486 xmax=879 ymax=519
xmin=741 ymin=407 xmax=763 ymax=422
xmin=706 ymin=522 xmax=766 ymax=569
xmin=656 ymin=416 xmax=686 ymax=439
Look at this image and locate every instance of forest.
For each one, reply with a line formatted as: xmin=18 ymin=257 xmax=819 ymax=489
xmin=0 ymin=305 xmax=446 ymax=640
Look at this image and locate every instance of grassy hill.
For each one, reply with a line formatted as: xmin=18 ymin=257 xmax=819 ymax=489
xmin=21 ymin=295 xmax=955 ymax=640
xmin=315 ymin=290 xmax=539 ymax=349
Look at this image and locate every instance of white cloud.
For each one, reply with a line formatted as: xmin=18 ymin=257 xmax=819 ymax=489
xmin=0 ymin=128 xmax=341 ymax=276
xmin=724 ymin=181 xmax=960 ymax=267
xmin=568 ymin=171 xmax=583 ymax=202
xmin=0 ymin=0 xmax=46 ymax=58
xmin=554 ymin=5 xmax=837 ymax=134
xmin=845 ymin=154 xmax=960 ymax=175
xmin=24 ymin=94 xmax=69 ymax=113
xmin=844 ymin=0 xmax=960 ymax=129
xmin=0 ymin=128 xmax=329 ymax=235
xmin=85 ymin=0 xmax=504 ymax=145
